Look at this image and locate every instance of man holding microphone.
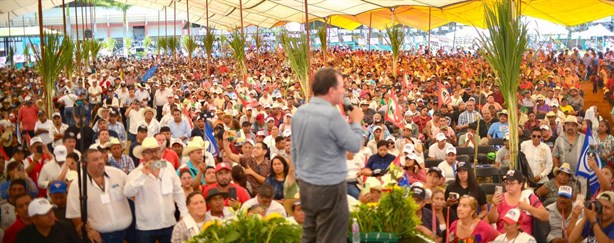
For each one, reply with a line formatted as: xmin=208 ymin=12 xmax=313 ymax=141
xmin=291 ymin=67 xmax=364 ymax=242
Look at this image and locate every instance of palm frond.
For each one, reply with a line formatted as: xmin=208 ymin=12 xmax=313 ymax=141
xmin=167 ymin=36 xmax=179 ymax=58
xmin=253 ymin=27 xmax=262 ymax=53
xmin=157 ymin=37 xmax=167 ymax=56
xmin=317 ymin=23 xmax=327 ymax=57
xmin=104 ymin=38 xmax=116 ymax=52
xmin=228 ymin=29 xmax=246 ymax=75
xmin=383 ymin=24 xmax=405 ymax=78
xmin=476 ymin=0 xmax=528 ymax=169
xmin=23 ymin=44 xmax=31 ymax=65
xmin=143 ymin=36 xmax=152 ymax=54
xmin=203 ymin=28 xmax=215 ymax=58
xmin=279 ymin=31 xmax=309 ymax=100
xmin=32 ymin=34 xmax=74 ymax=116
xmin=7 ymin=46 xmax=15 ymax=68
xmin=124 ymin=37 xmax=133 ymax=54
xmin=183 ymin=35 xmax=198 ymax=62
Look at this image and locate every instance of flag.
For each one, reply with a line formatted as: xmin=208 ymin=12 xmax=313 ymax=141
xmin=235 ymin=91 xmax=248 ymax=108
xmin=142 ymin=65 xmax=159 ymax=82
xmin=204 ymin=122 xmax=219 ymax=156
xmin=183 ymin=106 xmax=193 ymax=129
xmin=385 ymin=90 xmax=404 ymax=129
xmin=438 ymin=83 xmax=451 ymax=109
xmin=119 ymin=70 xmax=124 ymax=81
xmin=575 ymin=126 xmax=602 ymax=196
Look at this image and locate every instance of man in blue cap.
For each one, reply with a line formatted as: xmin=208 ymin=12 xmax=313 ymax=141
xmin=48 ymin=180 xmax=69 ymax=224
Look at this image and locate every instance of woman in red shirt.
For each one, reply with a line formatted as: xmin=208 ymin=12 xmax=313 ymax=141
xmin=448 ymin=196 xmax=499 ymax=243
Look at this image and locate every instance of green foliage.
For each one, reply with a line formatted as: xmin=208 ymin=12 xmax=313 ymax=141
xmin=383 ymin=24 xmax=405 ymax=78
xmin=143 ymin=36 xmax=152 ymax=53
xmin=279 ymin=31 xmax=309 ymax=100
xmin=32 ymin=34 xmax=74 ymax=116
xmin=167 ymin=36 xmax=179 ymax=58
xmin=157 ymin=37 xmax=167 ymax=56
xmin=80 ymin=39 xmax=102 ymax=65
xmin=317 ymin=23 xmax=327 ymax=57
xmin=203 ymin=28 xmax=215 ymax=58
xmin=7 ymin=45 xmax=15 ymax=68
xmin=23 ymin=44 xmax=31 ymax=65
xmin=253 ymin=27 xmax=262 ymax=53
xmin=104 ymin=38 xmax=116 ymax=52
xmin=476 ymin=0 xmax=528 ymax=168
xmin=124 ymin=37 xmax=133 ymax=54
xmin=182 ymin=35 xmax=198 ymax=60
xmin=228 ymin=29 xmax=246 ymax=75
xmin=219 ymin=34 xmax=228 ymax=58
xmin=349 ymin=188 xmax=422 ymax=239
xmin=189 ymin=212 xmax=302 ymax=243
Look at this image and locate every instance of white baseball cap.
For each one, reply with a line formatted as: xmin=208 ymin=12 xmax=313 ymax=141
xmin=282 ymin=129 xmax=292 ymax=138
xmin=28 ymin=198 xmax=57 ymax=217
xmin=436 ymin=132 xmax=447 ymax=142
xmin=29 ymin=136 xmax=43 ymax=147
xmin=503 ymin=208 xmax=522 ymax=224
xmin=265 ymin=117 xmax=275 ymax=123
xmin=445 ymin=146 xmax=457 ymax=155
xmin=54 ymin=145 xmax=68 ymax=162
xmin=403 ymin=144 xmax=414 ymax=154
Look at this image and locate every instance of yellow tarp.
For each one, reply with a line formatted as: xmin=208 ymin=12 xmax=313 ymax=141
xmin=2 ymin=0 xmax=613 ymax=30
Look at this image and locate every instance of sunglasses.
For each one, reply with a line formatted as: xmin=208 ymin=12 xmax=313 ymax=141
xmin=532 ymin=135 xmax=542 ymax=138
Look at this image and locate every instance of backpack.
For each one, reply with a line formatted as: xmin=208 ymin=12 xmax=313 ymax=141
xmin=529 ymin=194 xmax=550 ymax=243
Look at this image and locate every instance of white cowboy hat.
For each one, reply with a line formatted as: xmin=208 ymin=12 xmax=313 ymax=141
xmin=96 ymin=107 xmax=110 ymax=118
xmin=139 ymin=106 xmax=157 ymax=118
xmin=189 ymin=136 xmax=211 ymax=152
xmin=133 ymin=137 xmax=161 ymax=159
xmin=183 ymin=140 xmax=204 ymax=156
xmin=105 ymin=137 xmax=127 ymax=150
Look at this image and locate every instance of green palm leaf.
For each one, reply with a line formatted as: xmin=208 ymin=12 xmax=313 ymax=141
xmin=383 ymin=24 xmax=405 ymax=78
xmin=477 ymin=0 xmax=528 ymax=169
xmin=317 ymin=23 xmax=327 ymax=60
xmin=279 ymin=31 xmax=309 ymax=100
xmin=32 ymin=34 xmax=74 ymax=116
xmin=182 ymin=35 xmax=198 ymax=63
xmin=157 ymin=37 xmax=167 ymax=56
xmin=228 ymin=29 xmax=246 ymax=76
xmin=104 ymin=38 xmax=116 ymax=52
xmin=143 ymin=36 xmax=152 ymax=54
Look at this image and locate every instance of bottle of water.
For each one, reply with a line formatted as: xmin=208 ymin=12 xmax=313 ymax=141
xmin=352 ymin=218 xmax=360 ymax=243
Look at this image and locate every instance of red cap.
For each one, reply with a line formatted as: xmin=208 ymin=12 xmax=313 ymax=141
xmin=256 ymin=114 xmax=265 ymax=120
xmin=215 ymin=163 xmax=231 ymax=173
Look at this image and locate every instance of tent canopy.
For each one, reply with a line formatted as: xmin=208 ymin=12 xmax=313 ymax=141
xmin=572 ymin=24 xmax=614 ymax=39
xmin=1 ymin=0 xmax=613 ymax=31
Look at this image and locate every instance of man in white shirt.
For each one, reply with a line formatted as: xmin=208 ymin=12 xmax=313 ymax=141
xmin=57 ymin=92 xmax=78 ymax=126
xmin=88 ymin=80 xmax=103 ymax=110
xmin=49 ymin=113 xmax=69 ymax=149
xmin=346 ymin=151 xmax=365 ymax=200
xmin=38 ymin=145 xmax=69 ymax=190
xmin=66 ymin=148 xmax=132 ymax=243
xmin=437 ymin=146 xmax=458 ymax=182
xmin=34 ymin=111 xmax=54 ymax=151
xmin=125 ymin=100 xmax=145 ymax=142
xmin=239 ymin=184 xmax=287 ymax=217
xmin=521 ymin=127 xmax=553 ymax=185
xmin=428 ymin=132 xmax=454 ymax=160
xmin=134 ymin=84 xmax=151 ymax=103
xmin=125 ymin=137 xmax=187 ymax=242
xmin=153 ymin=84 xmax=170 ymax=120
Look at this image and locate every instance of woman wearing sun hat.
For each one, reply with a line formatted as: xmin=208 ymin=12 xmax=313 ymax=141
xmin=536 ymin=162 xmax=581 ymax=206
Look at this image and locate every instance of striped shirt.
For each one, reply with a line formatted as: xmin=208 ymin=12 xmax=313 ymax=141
xmin=108 ymin=154 xmax=135 ymax=174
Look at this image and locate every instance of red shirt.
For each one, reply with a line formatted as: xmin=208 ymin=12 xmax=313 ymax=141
xmin=3 ymin=217 xmax=27 ymax=243
xmin=26 ymin=154 xmax=52 ymax=197
xmin=162 ymin=148 xmax=180 ymax=169
xmin=202 ymin=183 xmax=251 ymax=207
xmin=17 ymin=105 xmax=39 ymax=131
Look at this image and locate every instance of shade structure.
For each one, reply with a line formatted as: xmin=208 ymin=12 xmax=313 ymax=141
xmin=1 ymin=0 xmax=613 ymax=31
xmin=572 ymin=24 xmax=614 ymax=39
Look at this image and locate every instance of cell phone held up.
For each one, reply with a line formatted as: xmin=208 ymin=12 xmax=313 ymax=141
xmin=228 ymin=187 xmax=237 ymax=200
xmin=150 ymin=160 xmax=167 ymax=169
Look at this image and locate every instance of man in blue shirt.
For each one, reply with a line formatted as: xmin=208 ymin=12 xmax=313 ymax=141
xmin=168 ymin=109 xmax=191 ymax=143
xmin=487 ymin=110 xmax=509 ymax=139
xmin=363 ymin=140 xmax=396 ymax=176
xmin=569 ymin=191 xmax=614 ymax=242
xmin=291 ymin=67 xmax=364 ymax=243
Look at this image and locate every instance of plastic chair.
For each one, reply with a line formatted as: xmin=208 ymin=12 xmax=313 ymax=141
xmin=475 ymin=166 xmax=502 ymax=183
xmin=424 ymin=159 xmax=442 ymax=169
xmin=488 ymin=138 xmax=504 ymax=146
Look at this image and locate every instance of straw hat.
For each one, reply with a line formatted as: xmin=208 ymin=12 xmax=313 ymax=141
xmin=283 ymin=193 xmax=301 ymax=216
xmin=183 ymin=140 xmax=204 ymax=156
xmin=105 ymin=137 xmax=127 ymax=150
xmin=554 ymin=163 xmax=573 ymax=176
xmin=190 ymin=136 xmax=211 ymax=152
xmin=133 ymin=137 xmax=161 ymax=159
xmin=563 ymin=115 xmax=579 ymax=125
xmin=96 ymin=106 xmax=110 ymax=118
xmin=140 ymin=106 xmax=157 ymax=118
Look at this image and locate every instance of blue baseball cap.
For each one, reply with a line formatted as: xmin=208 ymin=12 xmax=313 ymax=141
xmin=49 ymin=180 xmax=67 ymax=194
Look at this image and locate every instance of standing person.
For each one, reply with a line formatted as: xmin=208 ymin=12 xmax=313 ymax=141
xmin=65 ymin=148 xmax=132 ymax=243
xmin=291 ymin=67 xmax=364 ymax=243
xmin=124 ymin=137 xmax=187 ymax=242
xmin=17 ymin=96 xmax=38 ymax=137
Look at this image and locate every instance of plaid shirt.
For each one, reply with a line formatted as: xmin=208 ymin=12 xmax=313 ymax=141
xmin=107 ymin=121 xmax=127 ymax=141
xmin=108 ymin=154 xmax=135 ymax=174
xmin=457 ymin=110 xmax=482 ymax=127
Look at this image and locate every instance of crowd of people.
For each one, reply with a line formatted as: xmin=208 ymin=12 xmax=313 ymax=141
xmin=0 ymin=44 xmax=613 ymax=243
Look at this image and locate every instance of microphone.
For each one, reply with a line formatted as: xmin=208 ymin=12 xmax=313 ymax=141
xmin=342 ymin=97 xmax=354 ymax=112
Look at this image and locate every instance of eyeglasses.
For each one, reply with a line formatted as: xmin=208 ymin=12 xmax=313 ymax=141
xmin=532 ymin=135 xmax=542 ymax=138
xmin=504 ymin=181 xmax=519 ymax=186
